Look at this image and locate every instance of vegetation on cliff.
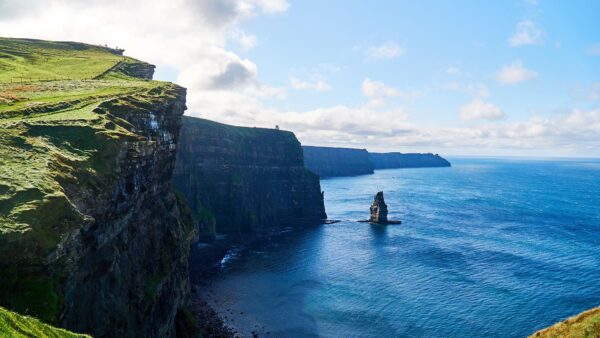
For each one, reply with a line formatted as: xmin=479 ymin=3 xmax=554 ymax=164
xmin=530 ymin=306 xmax=600 ymax=338
xmin=0 ymin=37 xmax=192 ymax=337
xmin=0 ymin=39 xmax=181 ymax=266
xmin=0 ymin=306 xmax=90 ymax=338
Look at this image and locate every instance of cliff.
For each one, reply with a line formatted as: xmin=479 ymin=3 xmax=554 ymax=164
xmin=529 ymin=306 xmax=600 ymax=338
xmin=369 ymin=152 xmax=451 ymax=169
xmin=302 ymin=146 xmax=374 ymax=178
xmin=0 ymin=37 xmax=195 ymax=337
xmin=302 ymin=146 xmax=451 ymax=178
xmin=174 ymin=117 xmax=326 ymax=240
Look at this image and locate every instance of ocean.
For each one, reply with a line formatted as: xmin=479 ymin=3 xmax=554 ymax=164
xmin=200 ymin=158 xmax=600 ymax=337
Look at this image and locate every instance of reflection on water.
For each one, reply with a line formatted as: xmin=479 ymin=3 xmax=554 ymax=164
xmin=201 ymin=158 xmax=600 ymax=338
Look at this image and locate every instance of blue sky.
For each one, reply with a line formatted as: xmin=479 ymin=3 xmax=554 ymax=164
xmin=2 ymin=0 xmax=599 ymax=156
xmin=238 ymin=1 xmax=599 ymax=126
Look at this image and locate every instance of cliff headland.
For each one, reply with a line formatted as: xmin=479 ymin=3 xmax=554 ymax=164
xmin=303 ymin=145 xmax=451 ymax=178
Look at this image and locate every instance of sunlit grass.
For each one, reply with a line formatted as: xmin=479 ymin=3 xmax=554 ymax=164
xmin=0 ymin=306 xmax=90 ymax=338
xmin=530 ymin=306 xmax=600 ymax=338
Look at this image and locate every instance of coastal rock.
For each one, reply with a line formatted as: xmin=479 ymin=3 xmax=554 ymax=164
xmin=302 ymin=146 xmax=374 ymax=177
xmin=369 ymin=152 xmax=451 ymax=169
xmin=174 ymin=117 xmax=327 ymax=240
xmin=0 ymin=38 xmax=194 ymax=338
xmin=370 ymin=191 xmax=388 ymax=223
xmin=358 ymin=191 xmax=401 ymax=225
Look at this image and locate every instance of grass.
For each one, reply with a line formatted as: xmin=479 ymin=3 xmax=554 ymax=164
xmin=530 ymin=306 xmax=600 ymax=338
xmin=0 ymin=37 xmax=184 ymax=323
xmin=0 ymin=306 xmax=90 ymax=338
xmin=0 ymin=37 xmax=125 ymax=82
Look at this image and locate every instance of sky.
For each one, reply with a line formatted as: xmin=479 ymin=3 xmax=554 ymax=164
xmin=1 ymin=0 xmax=599 ymax=156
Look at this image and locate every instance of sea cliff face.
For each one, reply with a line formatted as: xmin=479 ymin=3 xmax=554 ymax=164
xmin=369 ymin=152 xmax=451 ymax=169
xmin=302 ymin=146 xmax=451 ymax=178
xmin=302 ymin=146 xmax=374 ymax=177
xmin=174 ymin=117 xmax=327 ymax=240
xmin=56 ymin=89 xmax=195 ymax=338
xmin=0 ymin=38 xmax=195 ymax=338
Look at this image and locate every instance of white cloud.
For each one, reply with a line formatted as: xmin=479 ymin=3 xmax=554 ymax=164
xmin=1 ymin=1 xmax=598 ymax=156
xmin=496 ymin=61 xmax=537 ymax=85
xmin=509 ymin=20 xmax=543 ymax=46
xmin=290 ymin=108 xmax=600 ymax=156
xmin=294 ymin=109 xmax=600 ymax=157
xmin=290 ymin=77 xmax=331 ymax=91
xmin=459 ymin=98 xmax=505 ymax=121
xmin=364 ymin=41 xmax=404 ymax=61
xmin=362 ymin=78 xmax=400 ymax=98
xmin=229 ymin=28 xmax=257 ymax=51
xmin=0 ymin=0 xmax=288 ymax=121
xmin=446 ymin=67 xmax=461 ymax=76
xmin=361 ymin=78 xmax=420 ymax=107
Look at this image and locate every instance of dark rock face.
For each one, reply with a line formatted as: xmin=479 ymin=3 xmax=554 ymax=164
xmin=174 ymin=117 xmax=327 ymax=239
xmin=370 ymin=191 xmax=388 ymax=224
xmin=46 ymin=88 xmax=195 ymax=338
xmin=114 ymin=60 xmax=156 ymax=80
xmin=302 ymin=146 xmax=374 ymax=178
xmin=369 ymin=152 xmax=451 ymax=169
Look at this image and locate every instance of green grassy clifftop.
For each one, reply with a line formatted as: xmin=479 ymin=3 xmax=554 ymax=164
xmin=0 ymin=38 xmax=180 ymax=267
xmin=0 ymin=306 xmax=89 ymax=338
xmin=0 ymin=37 xmax=193 ymax=337
xmin=530 ymin=306 xmax=600 ymax=338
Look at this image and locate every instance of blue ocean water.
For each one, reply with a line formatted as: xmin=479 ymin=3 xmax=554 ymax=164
xmin=202 ymin=158 xmax=600 ymax=338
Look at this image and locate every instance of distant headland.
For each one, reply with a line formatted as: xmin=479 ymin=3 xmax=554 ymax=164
xmin=302 ymin=145 xmax=451 ymax=178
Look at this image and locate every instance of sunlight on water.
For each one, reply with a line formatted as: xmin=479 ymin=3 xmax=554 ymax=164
xmin=202 ymin=158 xmax=600 ymax=338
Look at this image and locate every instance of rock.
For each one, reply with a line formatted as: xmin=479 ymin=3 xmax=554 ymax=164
xmin=370 ymin=191 xmax=388 ymax=223
xmin=174 ymin=116 xmax=327 ymax=239
xmin=357 ymin=192 xmax=401 ymax=225
xmin=302 ymin=146 xmax=374 ymax=177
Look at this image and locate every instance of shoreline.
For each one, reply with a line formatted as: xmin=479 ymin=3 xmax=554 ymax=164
xmin=189 ymin=223 xmax=325 ymax=337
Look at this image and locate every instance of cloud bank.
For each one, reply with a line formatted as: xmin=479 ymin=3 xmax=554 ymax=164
xmin=0 ymin=0 xmax=597 ymax=156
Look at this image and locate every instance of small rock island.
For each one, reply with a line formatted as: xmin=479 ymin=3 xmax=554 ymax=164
xmin=359 ymin=191 xmax=401 ymax=225
xmin=370 ymin=191 xmax=388 ymax=223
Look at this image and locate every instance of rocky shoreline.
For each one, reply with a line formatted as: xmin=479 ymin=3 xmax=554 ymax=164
xmin=188 ymin=223 xmax=324 ymax=337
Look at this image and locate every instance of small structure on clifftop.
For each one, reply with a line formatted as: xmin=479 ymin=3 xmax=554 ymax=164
xmin=359 ymin=191 xmax=401 ymax=225
xmin=370 ymin=191 xmax=388 ymax=223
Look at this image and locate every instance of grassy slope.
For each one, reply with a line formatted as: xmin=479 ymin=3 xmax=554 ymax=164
xmin=530 ymin=306 xmax=600 ymax=338
xmin=0 ymin=37 xmax=123 ymax=81
xmin=0 ymin=306 xmax=89 ymax=338
xmin=0 ymin=37 xmax=179 ymax=326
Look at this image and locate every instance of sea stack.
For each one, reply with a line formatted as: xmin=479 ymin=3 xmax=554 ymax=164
xmin=370 ymin=191 xmax=388 ymax=223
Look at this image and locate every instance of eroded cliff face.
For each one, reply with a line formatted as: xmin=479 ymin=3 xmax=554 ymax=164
xmin=369 ymin=152 xmax=451 ymax=169
xmin=56 ymin=89 xmax=195 ymax=338
xmin=174 ymin=117 xmax=326 ymax=240
xmin=0 ymin=38 xmax=195 ymax=338
xmin=302 ymin=146 xmax=374 ymax=177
